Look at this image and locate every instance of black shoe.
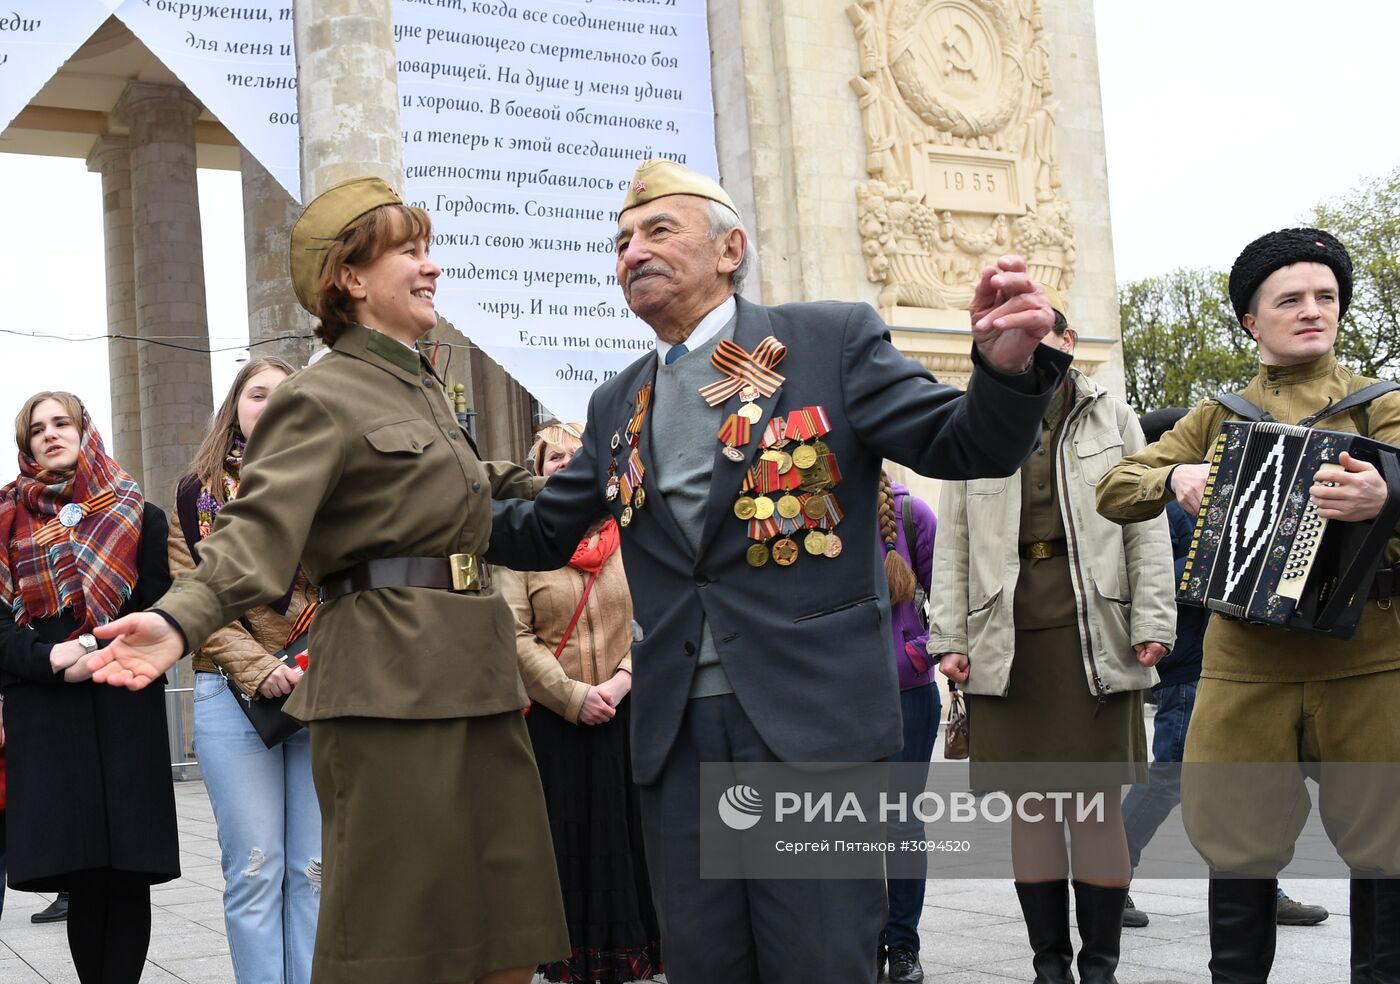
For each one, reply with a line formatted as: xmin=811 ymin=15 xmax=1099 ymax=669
xmin=877 ymin=943 xmax=887 ymax=981
xmin=1275 ymin=890 xmax=1329 ymax=926
xmin=31 ymin=892 xmax=69 ymax=923
xmin=886 ymin=944 xmax=923 ymax=984
xmin=1122 ymin=892 xmax=1149 ymax=928
xmin=1208 ymin=877 xmax=1277 ymax=984
xmin=1073 ymin=881 xmax=1128 ymax=984
xmin=1015 ymin=880 xmax=1074 ymax=984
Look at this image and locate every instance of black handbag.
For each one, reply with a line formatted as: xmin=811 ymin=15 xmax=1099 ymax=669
xmin=226 ymin=605 xmax=314 ymax=750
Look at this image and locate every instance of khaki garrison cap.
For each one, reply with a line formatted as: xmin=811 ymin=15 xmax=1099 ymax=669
xmin=620 ymin=158 xmax=738 ymax=215
xmin=1041 ymin=284 xmax=1068 ymax=319
xmin=290 ymin=176 xmax=402 ymax=313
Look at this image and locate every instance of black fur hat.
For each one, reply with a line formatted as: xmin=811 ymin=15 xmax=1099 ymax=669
xmin=1227 ymin=227 xmax=1352 ymax=326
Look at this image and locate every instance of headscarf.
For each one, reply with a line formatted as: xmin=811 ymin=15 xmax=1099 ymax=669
xmin=0 ymin=411 xmax=144 ymax=634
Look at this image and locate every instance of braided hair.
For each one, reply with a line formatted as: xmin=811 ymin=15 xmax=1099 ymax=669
xmin=880 ymin=471 xmax=918 ymax=604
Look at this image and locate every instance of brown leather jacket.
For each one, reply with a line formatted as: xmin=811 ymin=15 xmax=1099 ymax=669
xmin=498 ymin=546 xmax=633 ymax=723
xmin=168 ymin=522 xmax=317 ymax=697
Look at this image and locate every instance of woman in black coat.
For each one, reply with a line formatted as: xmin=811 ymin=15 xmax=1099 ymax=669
xmin=0 ymin=391 xmax=178 ymax=983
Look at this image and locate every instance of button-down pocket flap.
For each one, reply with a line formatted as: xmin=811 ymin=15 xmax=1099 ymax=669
xmin=967 ymin=477 xmax=1007 ymax=494
xmin=1074 ymin=430 xmax=1123 ymax=457
xmin=365 ymin=419 xmax=436 ymax=455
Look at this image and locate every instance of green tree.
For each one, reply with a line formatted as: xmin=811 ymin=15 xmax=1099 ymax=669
xmin=1118 ymin=267 xmax=1254 ymax=413
xmin=1311 ymin=167 xmax=1400 ymax=378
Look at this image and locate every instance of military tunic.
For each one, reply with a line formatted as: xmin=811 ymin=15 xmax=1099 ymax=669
xmin=1096 ymin=351 xmax=1400 ymax=875
xmin=970 ymin=381 xmax=1148 ymax=784
xmin=155 ymin=324 xmax=569 ymax=982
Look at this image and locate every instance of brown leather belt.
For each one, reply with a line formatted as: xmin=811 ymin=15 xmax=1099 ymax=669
xmin=1020 ymin=539 xmax=1068 ymax=560
xmin=319 ymin=554 xmax=489 ymax=602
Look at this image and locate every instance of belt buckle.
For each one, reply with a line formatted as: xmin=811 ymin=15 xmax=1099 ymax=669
xmin=449 ymin=553 xmax=481 ymax=591
xmin=1028 ymin=541 xmax=1053 ymax=560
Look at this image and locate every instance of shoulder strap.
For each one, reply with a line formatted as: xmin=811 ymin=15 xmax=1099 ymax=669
xmin=173 ymin=474 xmax=204 ymax=565
xmin=1300 ymin=380 xmax=1400 ymax=429
xmin=901 ymin=494 xmax=917 ymax=558
xmin=1213 ymin=392 xmax=1271 ymax=422
xmin=553 ymin=569 xmax=602 ymax=660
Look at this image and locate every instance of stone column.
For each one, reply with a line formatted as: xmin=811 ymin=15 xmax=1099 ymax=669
xmin=241 ymin=145 xmax=314 ymax=367
xmin=112 ymin=81 xmax=214 ymax=513
xmin=293 ymin=0 xmax=403 ymax=197
xmin=85 ymin=135 xmax=144 ymax=489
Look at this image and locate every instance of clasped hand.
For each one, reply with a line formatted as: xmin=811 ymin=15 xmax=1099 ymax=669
xmin=968 ymin=255 xmax=1055 ymax=375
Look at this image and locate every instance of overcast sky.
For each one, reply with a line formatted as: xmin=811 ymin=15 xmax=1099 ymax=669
xmin=0 ymin=2 xmax=1397 ymax=455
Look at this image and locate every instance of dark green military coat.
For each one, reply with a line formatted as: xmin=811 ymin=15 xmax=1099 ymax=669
xmin=158 ymin=323 xmax=538 ymax=720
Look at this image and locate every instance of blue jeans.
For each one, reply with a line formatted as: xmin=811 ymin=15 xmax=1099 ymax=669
xmin=881 ymin=683 xmax=941 ymax=952
xmin=194 ymin=672 xmax=321 ymax=984
xmin=1122 ymin=680 xmax=1197 ymax=871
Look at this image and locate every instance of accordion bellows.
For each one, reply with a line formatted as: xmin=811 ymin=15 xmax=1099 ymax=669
xmin=1179 ymin=421 xmax=1400 ymax=639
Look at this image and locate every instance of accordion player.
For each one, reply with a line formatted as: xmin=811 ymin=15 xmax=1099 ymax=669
xmin=1178 ymin=420 xmax=1400 ymax=638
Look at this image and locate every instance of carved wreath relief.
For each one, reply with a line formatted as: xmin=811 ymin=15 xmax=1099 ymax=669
xmin=849 ymin=0 xmax=1076 ymax=314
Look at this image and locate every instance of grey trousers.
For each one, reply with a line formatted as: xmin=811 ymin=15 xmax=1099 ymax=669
xmin=638 ymin=693 xmax=886 ymax=984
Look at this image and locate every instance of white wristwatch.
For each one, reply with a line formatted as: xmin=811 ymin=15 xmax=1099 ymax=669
xmin=77 ymin=632 xmax=99 ymax=654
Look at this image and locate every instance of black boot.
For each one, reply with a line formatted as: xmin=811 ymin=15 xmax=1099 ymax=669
xmin=1015 ymin=880 xmax=1074 ymax=984
xmin=1208 ymin=877 xmax=1277 ymax=984
xmin=1353 ymin=878 xmax=1376 ymax=982
xmin=1371 ymin=879 xmax=1400 ymax=984
xmin=1073 ymin=881 xmax=1128 ymax=984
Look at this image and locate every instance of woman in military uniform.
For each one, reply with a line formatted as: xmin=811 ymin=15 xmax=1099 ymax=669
xmin=89 ymin=178 xmax=569 ymax=984
xmin=929 ymin=299 xmax=1176 ymax=984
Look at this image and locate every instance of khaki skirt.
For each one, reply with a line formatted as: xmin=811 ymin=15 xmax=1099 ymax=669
xmin=967 ymin=624 xmax=1147 ymax=792
xmin=309 ymin=713 xmax=570 ymax=984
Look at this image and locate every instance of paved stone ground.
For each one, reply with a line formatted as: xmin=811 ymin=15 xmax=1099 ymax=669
xmin=0 ymin=762 xmax=1356 ymax=983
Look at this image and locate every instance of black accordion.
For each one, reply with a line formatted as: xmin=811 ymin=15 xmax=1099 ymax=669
xmin=1178 ymin=421 xmax=1400 ymax=639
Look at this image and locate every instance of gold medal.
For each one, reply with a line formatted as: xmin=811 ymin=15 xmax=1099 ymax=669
xmin=633 ymin=486 xmax=646 ymax=509
xmin=734 ymin=496 xmax=758 ymax=521
xmin=746 ymin=543 xmax=770 ymax=567
xmin=792 ymin=445 xmax=818 ymax=469
xmin=772 ymin=538 xmax=799 ymax=566
xmin=822 ymin=532 xmax=843 ymax=558
xmin=812 ymin=440 xmax=830 ymax=456
xmin=738 ymin=402 xmax=762 ymax=424
xmin=771 ymin=451 xmax=793 ymax=474
xmin=804 ymin=530 xmax=828 ymax=555
xmin=803 ymin=496 xmax=827 ymax=520
xmin=752 ymin=496 xmax=775 ymax=521
xmin=776 ymin=494 xmax=802 ymax=520
xmin=621 ymin=506 xmax=634 ymax=527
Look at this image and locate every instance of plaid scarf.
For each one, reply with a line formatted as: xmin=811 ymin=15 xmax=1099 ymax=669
xmin=0 ymin=412 xmax=144 ymax=633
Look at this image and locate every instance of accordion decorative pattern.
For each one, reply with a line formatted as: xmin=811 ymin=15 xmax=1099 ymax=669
xmin=1178 ymin=420 xmax=1396 ymax=639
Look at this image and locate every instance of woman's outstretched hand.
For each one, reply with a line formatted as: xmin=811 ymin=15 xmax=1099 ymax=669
xmin=90 ymin=613 xmax=184 ymax=690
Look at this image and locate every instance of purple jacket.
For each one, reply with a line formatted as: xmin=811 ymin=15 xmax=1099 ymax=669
xmin=888 ymin=481 xmax=937 ymax=691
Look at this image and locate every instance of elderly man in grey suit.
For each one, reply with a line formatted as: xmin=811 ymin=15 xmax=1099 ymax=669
xmin=489 ymin=158 xmax=1071 ymax=984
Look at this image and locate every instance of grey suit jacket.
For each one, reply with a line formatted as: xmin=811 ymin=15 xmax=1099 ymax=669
xmin=490 ymin=296 xmax=1070 ymax=784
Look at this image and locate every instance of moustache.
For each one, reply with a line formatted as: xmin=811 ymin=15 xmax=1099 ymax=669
xmin=628 ymin=263 xmax=671 ymax=287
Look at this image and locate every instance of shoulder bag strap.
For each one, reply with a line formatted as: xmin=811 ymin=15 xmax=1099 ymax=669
xmin=1300 ymin=380 xmax=1400 ymax=429
xmin=1213 ymin=392 xmax=1271 ymax=422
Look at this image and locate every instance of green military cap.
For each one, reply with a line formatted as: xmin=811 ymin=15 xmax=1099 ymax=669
xmin=290 ymin=176 xmax=402 ymax=313
xmin=620 ymin=158 xmax=738 ymax=215
xmin=1041 ymin=283 xmax=1068 ymax=319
